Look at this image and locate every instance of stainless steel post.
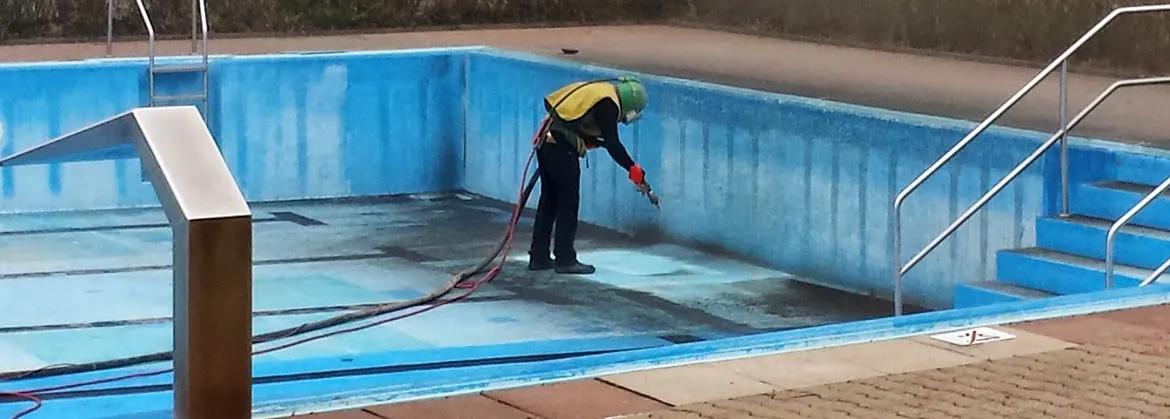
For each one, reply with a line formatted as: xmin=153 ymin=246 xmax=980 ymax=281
xmin=106 ymin=0 xmax=115 ymax=57
xmin=1059 ymin=60 xmax=1070 ymax=216
xmin=0 ymin=106 xmax=254 ymax=419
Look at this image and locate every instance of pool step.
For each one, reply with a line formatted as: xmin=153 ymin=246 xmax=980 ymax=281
xmin=1069 ymin=181 xmax=1170 ymax=231
xmin=145 ymin=62 xmax=208 ymax=122
xmin=954 ymin=281 xmax=1056 ymax=309
xmin=154 ymin=93 xmax=207 ymax=103
xmin=152 ymin=62 xmax=207 ymax=74
xmin=994 ymin=247 xmax=1166 ymax=295
xmin=1036 ymin=214 xmax=1170 ymax=271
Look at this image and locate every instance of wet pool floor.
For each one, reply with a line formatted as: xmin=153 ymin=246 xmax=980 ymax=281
xmin=0 ymin=192 xmax=902 ymax=375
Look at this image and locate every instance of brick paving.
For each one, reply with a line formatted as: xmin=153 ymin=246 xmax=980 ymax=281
xmin=626 ymin=344 xmax=1169 ymax=419
xmin=611 ymin=307 xmax=1170 ymax=419
xmin=294 ymin=304 xmax=1170 ymax=418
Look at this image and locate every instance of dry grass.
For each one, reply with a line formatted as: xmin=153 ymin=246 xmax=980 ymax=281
xmin=674 ymin=0 xmax=1170 ymax=75
xmin=0 ymin=0 xmax=669 ymax=40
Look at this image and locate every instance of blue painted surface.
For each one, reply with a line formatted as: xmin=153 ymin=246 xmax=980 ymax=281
xmin=7 ymin=280 xmax=1170 ymax=419
xmin=0 ymin=49 xmax=466 ymax=214
xmin=7 ymin=47 xmax=1170 ymax=308
xmin=953 ymin=283 xmax=1036 ymax=308
xmin=1068 ymin=181 xmax=1170 ymax=230
xmin=1035 ymin=215 xmax=1170 ymax=270
xmin=463 ymin=49 xmax=1059 ymax=309
xmin=6 ymin=46 xmax=1170 ymax=418
xmin=996 ymin=248 xmax=1146 ymax=294
xmin=460 ymin=49 xmax=1170 ymax=309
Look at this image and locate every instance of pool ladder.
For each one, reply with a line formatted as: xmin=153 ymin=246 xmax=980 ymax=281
xmin=108 ymin=0 xmax=210 ymax=120
xmin=890 ymin=3 xmax=1170 ymax=316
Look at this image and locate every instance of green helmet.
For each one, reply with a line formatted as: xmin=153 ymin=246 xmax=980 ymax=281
xmin=615 ymin=76 xmax=648 ymax=124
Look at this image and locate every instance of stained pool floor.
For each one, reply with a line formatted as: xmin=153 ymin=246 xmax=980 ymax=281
xmin=0 ymin=192 xmax=899 ymax=391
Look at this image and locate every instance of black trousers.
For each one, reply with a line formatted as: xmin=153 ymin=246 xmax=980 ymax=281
xmin=529 ymin=132 xmax=581 ymax=264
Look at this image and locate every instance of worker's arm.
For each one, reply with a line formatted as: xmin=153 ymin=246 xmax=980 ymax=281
xmin=594 ymin=99 xmax=640 ymax=174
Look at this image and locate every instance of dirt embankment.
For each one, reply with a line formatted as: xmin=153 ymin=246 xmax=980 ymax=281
xmin=4 ymin=0 xmax=1169 ymax=75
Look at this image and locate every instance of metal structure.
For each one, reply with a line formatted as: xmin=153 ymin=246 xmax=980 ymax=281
xmin=1141 ymin=253 xmax=1170 ymax=287
xmin=0 ymin=106 xmax=253 ymax=419
xmin=1106 ymin=170 xmax=1170 ymax=288
xmin=108 ymin=0 xmax=210 ymax=115
xmin=890 ymin=3 xmax=1170 ymax=316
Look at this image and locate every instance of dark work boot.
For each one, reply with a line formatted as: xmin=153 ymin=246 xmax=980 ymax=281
xmin=555 ymin=261 xmax=596 ymax=275
xmin=528 ymin=257 xmax=555 ymax=271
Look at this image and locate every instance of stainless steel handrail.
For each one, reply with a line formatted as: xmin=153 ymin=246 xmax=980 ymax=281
xmin=106 ymin=0 xmax=208 ymax=57
xmin=900 ymin=76 xmax=1170 ymax=309
xmin=134 ymin=0 xmax=157 ymax=107
xmin=890 ymin=4 xmax=1170 ymax=316
xmin=198 ymin=0 xmax=209 ymax=115
xmin=1105 ymin=172 xmax=1170 ymax=288
xmin=1141 ymin=256 xmax=1170 ymax=287
xmin=106 ymin=0 xmax=115 ymax=57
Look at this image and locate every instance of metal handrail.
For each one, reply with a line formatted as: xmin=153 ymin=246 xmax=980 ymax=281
xmin=197 ymin=0 xmax=209 ymax=115
xmin=1140 ymin=256 xmax=1170 ymax=287
xmin=134 ymin=0 xmax=157 ymax=107
xmin=890 ymin=3 xmax=1170 ymax=316
xmin=898 ymin=77 xmax=1170 ymax=309
xmin=106 ymin=0 xmax=209 ymax=58
xmin=1106 ymin=171 xmax=1170 ymax=288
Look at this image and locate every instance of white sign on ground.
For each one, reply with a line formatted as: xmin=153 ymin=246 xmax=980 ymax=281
xmin=929 ymin=327 xmax=1017 ymax=346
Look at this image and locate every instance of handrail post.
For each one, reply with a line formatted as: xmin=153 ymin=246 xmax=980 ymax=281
xmin=134 ymin=0 xmax=156 ymax=107
xmin=199 ymin=0 xmax=210 ymax=123
xmin=106 ymin=0 xmax=115 ymax=57
xmin=1059 ymin=59 xmax=1070 ymax=216
xmin=191 ymin=0 xmax=198 ymax=54
xmin=892 ymin=212 xmax=903 ymax=316
xmin=1105 ymin=174 xmax=1170 ymax=288
xmin=890 ymin=4 xmax=1170 ymax=315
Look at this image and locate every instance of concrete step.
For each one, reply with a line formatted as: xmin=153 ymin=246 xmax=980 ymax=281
xmin=995 ymin=247 xmax=1169 ymax=295
xmin=1069 ymin=181 xmax=1170 ymax=231
xmin=954 ymin=280 xmax=1056 ymax=309
xmin=1035 ymin=214 xmax=1170 ymax=271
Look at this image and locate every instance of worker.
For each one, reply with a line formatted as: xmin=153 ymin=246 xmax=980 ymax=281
xmin=528 ymin=76 xmax=653 ymax=275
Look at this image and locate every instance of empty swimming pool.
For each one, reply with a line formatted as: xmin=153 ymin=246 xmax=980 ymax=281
xmin=3 ymin=46 xmax=1170 ymax=418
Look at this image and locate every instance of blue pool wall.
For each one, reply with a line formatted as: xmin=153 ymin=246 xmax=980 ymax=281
xmin=1 ymin=46 xmax=1168 ymax=309
xmin=0 ymin=48 xmax=467 ymax=213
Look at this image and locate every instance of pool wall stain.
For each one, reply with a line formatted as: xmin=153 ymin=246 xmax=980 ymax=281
xmin=0 ymin=49 xmax=466 ymax=213
xmin=1 ymin=46 xmax=1168 ymax=309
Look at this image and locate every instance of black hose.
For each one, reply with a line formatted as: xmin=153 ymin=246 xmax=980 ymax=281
xmin=0 ymin=169 xmax=543 ymax=382
xmin=0 ymin=78 xmax=608 ymax=382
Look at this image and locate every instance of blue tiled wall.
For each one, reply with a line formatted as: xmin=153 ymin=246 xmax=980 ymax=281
xmin=4 ymin=47 xmax=1167 ymax=309
xmin=0 ymin=49 xmax=465 ymax=214
xmin=463 ymin=51 xmax=1060 ymax=309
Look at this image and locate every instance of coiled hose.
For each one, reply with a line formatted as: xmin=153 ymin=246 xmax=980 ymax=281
xmin=0 ymin=77 xmax=614 ymax=382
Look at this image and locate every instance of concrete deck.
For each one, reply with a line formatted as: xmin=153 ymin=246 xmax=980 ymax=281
xmin=3 ymin=25 xmax=1170 ymax=146
xmin=299 ymin=304 xmax=1170 ymax=419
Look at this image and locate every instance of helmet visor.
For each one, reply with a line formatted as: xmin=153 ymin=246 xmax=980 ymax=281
xmin=623 ymin=109 xmax=643 ymax=124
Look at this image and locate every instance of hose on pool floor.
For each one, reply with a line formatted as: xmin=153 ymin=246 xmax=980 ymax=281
xmin=0 ymin=79 xmax=613 ymax=385
xmin=0 ymin=125 xmax=547 ymax=384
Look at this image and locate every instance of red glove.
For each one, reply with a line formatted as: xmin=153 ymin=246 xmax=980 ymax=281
xmin=629 ymin=164 xmax=646 ymax=185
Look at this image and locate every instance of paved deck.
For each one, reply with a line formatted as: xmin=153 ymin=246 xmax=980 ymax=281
xmin=3 ymin=25 xmax=1170 ymax=146
xmin=297 ymin=304 xmax=1170 ymax=419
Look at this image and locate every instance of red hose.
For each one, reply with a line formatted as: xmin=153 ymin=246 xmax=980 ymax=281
xmin=1 ymin=118 xmax=551 ymax=419
xmin=0 ymin=392 xmax=40 ymax=419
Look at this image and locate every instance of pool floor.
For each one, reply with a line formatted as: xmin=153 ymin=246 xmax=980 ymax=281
xmin=0 ymin=192 xmax=900 ymax=377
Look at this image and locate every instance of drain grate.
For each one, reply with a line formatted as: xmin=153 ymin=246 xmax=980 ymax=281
xmin=930 ymin=327 xmax=1017 ymax=346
